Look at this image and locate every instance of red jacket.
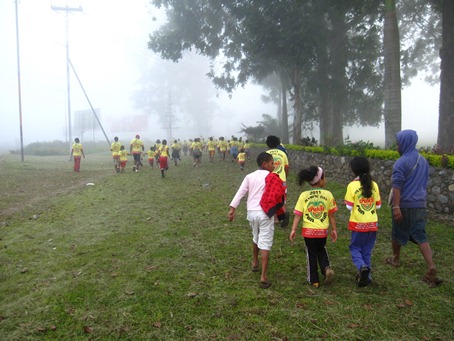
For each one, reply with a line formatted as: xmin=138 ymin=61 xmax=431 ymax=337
xmin=260 ymin=172 xmax=286 ymax=218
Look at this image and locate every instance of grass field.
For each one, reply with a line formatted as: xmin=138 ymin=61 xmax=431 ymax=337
xmin=0 ymin=152 xmax=453 ymax=340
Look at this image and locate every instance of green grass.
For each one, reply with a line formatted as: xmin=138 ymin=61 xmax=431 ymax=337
xmin=0 ymin=152 xmax=453 ymax=340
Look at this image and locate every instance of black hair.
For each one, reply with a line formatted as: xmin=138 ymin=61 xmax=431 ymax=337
xmin=350 ymin=157 xmax=372 ymax=198
xmin=162 ymin=139 xmax=167 ymax=145
xmin=75 ymin=137 xmax=80 ymax=143
xmin=266 ymin=135 xmax=280 ymax=148
xmin=256 ymin=152 xmax=273 ymax=167
xmin=297 ymin=166 xmax=324 ymax=186
xmin=240 ymin=148 xmax=245 ymax=153
xmin=114 ymin=136 xmax=119 ymax=142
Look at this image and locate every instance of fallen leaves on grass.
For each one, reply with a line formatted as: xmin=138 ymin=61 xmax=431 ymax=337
xmin=83 ymin=326 xmax=93 ymax=333
xmin=153 ymin=321 xmax=162 ymax=328
xmin=396 ymin=299 xmax=413 ymax=309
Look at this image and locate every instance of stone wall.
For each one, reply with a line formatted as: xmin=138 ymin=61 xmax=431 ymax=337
xmin=256 ymin=148 xmax=454 ymax=214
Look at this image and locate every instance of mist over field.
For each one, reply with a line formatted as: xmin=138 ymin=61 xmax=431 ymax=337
xmin=0 ymin=0 xmax=441 ymax=153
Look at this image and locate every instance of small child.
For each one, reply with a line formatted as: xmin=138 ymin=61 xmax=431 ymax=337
xmin=237 ymin=148 xmax=246 ymax=171
xmin=344 ymin=157 xmax=381 ymax=287
xmin=145 ymin=147 xmax=156 ymax=169
xmin=290 ymin=166 xmax=338 ymax=287
xmin=228 ymin=152 xmax=282 ymax=289
xmin=119 ymin=145 xmax=129 ymax=173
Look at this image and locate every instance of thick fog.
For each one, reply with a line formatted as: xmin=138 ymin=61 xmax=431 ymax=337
xmin=0 ymin=0 xmax=440 ymax=152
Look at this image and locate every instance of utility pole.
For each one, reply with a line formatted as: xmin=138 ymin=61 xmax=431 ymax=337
xmin=15 ymin=0 xmax=24 ymax=161
xmin=51 ymin=2 xmax=82 ymax=158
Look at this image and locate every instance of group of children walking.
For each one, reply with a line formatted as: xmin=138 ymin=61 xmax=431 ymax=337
xmin=229 ymin=151 xmax=381 ymax=289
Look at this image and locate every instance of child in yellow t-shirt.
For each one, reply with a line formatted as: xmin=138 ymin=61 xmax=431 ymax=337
xmin=237 ymin=148 xmax=246 ymax=172
xmin=344 ymin=156 xmax=381 ymax=287
xmin=119 ymin=145 xmax=129 ymax=173
xmin=290 ymin=166 xmax=338 ymax=287
xmin=144 ymin=147 xmax=156 ymax=169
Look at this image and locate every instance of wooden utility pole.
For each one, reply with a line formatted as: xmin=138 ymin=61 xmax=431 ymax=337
xmin=51 ymin=2 xmax=82 ymax=157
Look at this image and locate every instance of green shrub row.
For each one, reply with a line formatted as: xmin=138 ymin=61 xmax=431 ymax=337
xmin=254 ymin=143 xmax=454 ymax=169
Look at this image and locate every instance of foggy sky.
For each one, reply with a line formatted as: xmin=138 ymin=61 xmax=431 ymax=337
xmin=0 ymin=0 xmax=440 ymax=152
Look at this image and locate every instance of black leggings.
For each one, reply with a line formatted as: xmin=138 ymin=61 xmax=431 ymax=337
xmin=304 ymin=237 xmax=330 ymax=283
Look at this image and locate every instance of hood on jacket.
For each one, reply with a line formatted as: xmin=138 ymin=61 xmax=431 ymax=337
xmin=396 ymin=129 xmax=418 ymax=156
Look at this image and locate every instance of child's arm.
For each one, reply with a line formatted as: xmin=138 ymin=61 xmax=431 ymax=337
xmin=290 ymin=214 xmax=301 ymax=242
xmin=329 ymin=213 xmax=337 ymax=242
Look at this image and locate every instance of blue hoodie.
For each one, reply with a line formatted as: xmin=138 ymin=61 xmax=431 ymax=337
xmin=392 ymin=129 xmax=428 ymax=208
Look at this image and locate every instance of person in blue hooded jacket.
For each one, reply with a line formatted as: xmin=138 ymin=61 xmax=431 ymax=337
xmin=386 ymin=129 xmax=442 ymax=286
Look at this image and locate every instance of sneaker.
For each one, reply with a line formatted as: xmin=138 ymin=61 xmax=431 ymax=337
xmin=324 ymin=267 xmax=334 ymax=285
xmin=357 ymin=265 xmax=370 ymax=287
xmin=280 ymin=211 xmax=290 ymax=228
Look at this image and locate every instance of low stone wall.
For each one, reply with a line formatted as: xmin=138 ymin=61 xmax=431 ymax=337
xmin=255 ymin=148 xmax=454 ymax=214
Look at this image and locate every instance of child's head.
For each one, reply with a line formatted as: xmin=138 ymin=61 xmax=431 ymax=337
xmin=150 ymin=146 xmax=155 ymax=151
xmin=174 ymin=139 xmax=177 ymax=144
xmin=240 ymin=148 xmax=245 ymax=153
xmin=75 ymin=137 xmax=80 ymax=143
xmin=162 ymin=139 xmax=167 ymax=145
xmin=350 ymin=156 xmax=372 ymax=198
xmin=266 ymin=135 xmax=279 ymax=149
xmin=297 ymin=166 xmax=325 ymax=187
xmin=114 ymin=136 xmax=119 ymax=142
xmin=120 ymin=145 xmax=125 ymax=150
xmin=256 ymin=152 xmax=274 ymax=172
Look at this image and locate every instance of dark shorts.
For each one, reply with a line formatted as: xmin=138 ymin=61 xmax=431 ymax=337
xmin=133 ymin=153 xmax=141 ymax=162
xmin=392 ymin=208 xmax=428 ymax=245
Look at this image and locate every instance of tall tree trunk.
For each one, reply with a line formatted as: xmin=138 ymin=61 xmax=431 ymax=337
xmin=437 ymin=0 xmax=454 ymax=152
xmin=280 ymin=74 xmax=289 ymax=144
xmin=328 ymin=9 xmax=348 ymax=145
xmin=291 ymin=65 xmax=303 ymax=144
xmin=384 ymin=0 xmax=402 ymax=148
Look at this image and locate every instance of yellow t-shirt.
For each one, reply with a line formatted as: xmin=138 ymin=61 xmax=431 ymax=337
xmin=237 ymin=152 xmax=246 ymax=162
xmin=207 ymin=141 xmax=217 ymax=151
xmin=159 ymin=145 xmax=170 ymax=157
xmin=294 ymin=189 xmax=338 ymax=238
xmin=192 ymin=141 xmax=203 ymax=151
xmin=72 ymin=143 xmax=83 ymax=157
xmin=145 ymin=150 xmax=156 ymax=159
xmin=344 ymin=179 xmax=381 ymax=232
xmin=130 ymin=138 xmax=143 ymax=154
xmin=218 ymin=141 xmax=228 ymax=152
xmin=111 ymin=142 xmax=121 ymax=157
xmin=266 ymin=149 xmax=289 ymax=182
xmin=119 ymin=150 xmax=128 ymax=162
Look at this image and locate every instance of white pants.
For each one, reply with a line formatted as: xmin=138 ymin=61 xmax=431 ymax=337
xmin=247 ymin=210 xmax=275 ymax=251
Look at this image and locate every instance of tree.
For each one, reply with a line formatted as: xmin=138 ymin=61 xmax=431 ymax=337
xmin=132 ymin=54 xmax=219 ymax=138
xmin=383 ymin=0 xmax=402 ymax=148
xmin=437 ymin=0 xmax=454 ymax=152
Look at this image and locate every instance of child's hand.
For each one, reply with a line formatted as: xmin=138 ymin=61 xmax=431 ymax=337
xmin=227 ymin=208 xmax=235 ymax=221
xmin=330 ymin=230 xmax=338 ymax=242
xmin=289 ymin=230 xmax=296 ymax=242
